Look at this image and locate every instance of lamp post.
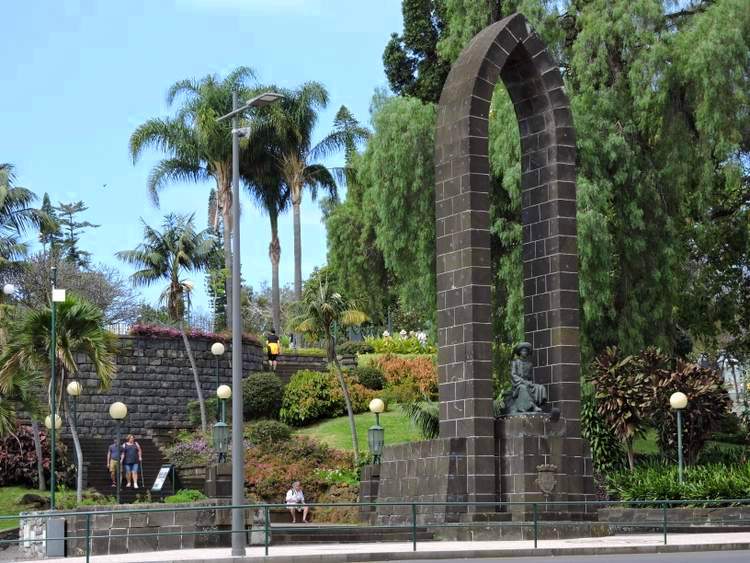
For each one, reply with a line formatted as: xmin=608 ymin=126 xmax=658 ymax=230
xmin=216 ymin=89 xmax=284 ymax=557
xmin=49 ymin=268 xmax=66 ymax=510
xmin=367 ymin=399 xmax=385 ymax=463
xmin=670 ymin=391 xmax=688 ymax=484
xmin=211 ymin=342 xmax=225 ymax=420
xmin=66 ymin=381 xmax=82 ymax=468
xmin=109 ymin=402 xmax=128 ymax=504
xmin=214 ymin=385 xmax=232 ymax=464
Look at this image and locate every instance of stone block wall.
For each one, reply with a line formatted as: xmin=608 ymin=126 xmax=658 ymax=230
xmin=65 ymin=335 xmax=263 ymax=440
xmin=374 ymin=438 xmax=468 ymax=525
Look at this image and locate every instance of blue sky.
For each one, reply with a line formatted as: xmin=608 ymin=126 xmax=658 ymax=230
xmin=0 ymin=0 xmax=402 ymax=314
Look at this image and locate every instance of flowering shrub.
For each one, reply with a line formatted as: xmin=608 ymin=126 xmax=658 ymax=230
xmin=244 ymin=436 xmax=354 ymax=501
xmin=375 ymin=354 xmax=437 ymax=400
xmin=312 ymin=467 xmax=360 ymax=487
xmin=164 ymin=433 xmax=214 ymax=468
xmin=0 ymin=425 xmax=74 ymax=487
xmin=279 ymin=370 xmax=375 ymax=426
xmin=367 ymin=333 xmax=435 ymax=354
xmin=128 ymin=323 xmax=260 ymax=345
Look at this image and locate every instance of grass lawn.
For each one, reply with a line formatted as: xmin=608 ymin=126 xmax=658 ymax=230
xmin=0 ymin=486 xmax=79 ymax=529
xmin=296 ymin=407 xmax=423 ymax=451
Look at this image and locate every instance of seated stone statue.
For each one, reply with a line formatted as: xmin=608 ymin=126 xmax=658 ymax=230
xmin=506 ymin=342 xmax=547 ymax=414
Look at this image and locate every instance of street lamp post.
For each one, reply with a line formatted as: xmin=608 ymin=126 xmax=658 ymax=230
xmin=216 ymin=89 xmax=284 ymax=557
xmin=49 ymin=267 xmax=66 ymax=510
xmin=670 ymin=391 xmax=688 ymax=484
xmin=211 ymin=342 xmax=225 ymax=420
xmin=214 ymin=385 xmax=232 ymax=464
xmin=367 ymin=399 xmax=386 ymax=463
xmin=66 ymin=381 xmax=82 ymax=467
xmin=109 ymin=402 xmax=128 ymax=504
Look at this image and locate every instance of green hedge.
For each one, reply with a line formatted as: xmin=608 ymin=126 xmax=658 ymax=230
xmin=279 ymin=369 xmax=373 ymax=426
xmin=243 ymin=372 xmax=284 ymax=420
xmin=245 ymin=419 xmax=292 ymax=445
xmin=606 ymin=458 xmax=750 ymax=503
xmin=350 ymin=365 xmax=385 ymax=390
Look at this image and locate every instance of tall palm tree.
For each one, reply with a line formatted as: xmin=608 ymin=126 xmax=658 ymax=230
xmin=129 ymin=68 xmax=255 ymax=322
xmin=293 ymin=276 xmax=366 ymax=463
xmin=117 ymin=214 xmax=215 ymax=432
xmin=263 ymin=84 xmax=369 ymax=303
xmin=0 ymin=295 xmax=118 ymax=501
xmin=0 ymin=163 xmax=45 ymax=268
xmin=239 ymin=105 xmax=291 ymax=332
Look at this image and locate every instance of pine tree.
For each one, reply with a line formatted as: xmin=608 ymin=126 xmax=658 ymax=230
xmin=54 ymin=201 xmax=99 ymax=269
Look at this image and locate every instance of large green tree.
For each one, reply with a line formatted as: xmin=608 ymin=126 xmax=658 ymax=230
xmin=117 ymin=214 xmax=216 ymax=432
xmin=371 ymin=0 xmax=750 ymax=363
xmin=129 ymin=67 xmax=256 ymax=320
xmin=357 ymin=95 xmax=438 ymax=325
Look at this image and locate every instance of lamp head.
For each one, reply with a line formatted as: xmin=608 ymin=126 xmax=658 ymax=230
xmin=66 ymin=381 xmax=82 ymax=397
xmin=247 ymin=91 xmax=285 ymax=107
xmin=3 ymin=283 xmax=15 ymax=296
xmin=369 ymin=398 xmax=385 ymax=414
xmin=44 ymin=414 xmax=62 ymax=430
xmin=51 ymin=288 xmax=66 ymax=303
xmin=217 ymin=384 xmax=232 ymax=400
xmin=109 ymin=401 xmax=128 ymax=420
xmin=211 ymin=342 xmax=225 ymax=356
xmin=669 ymin=391 xmax=688 ymax=410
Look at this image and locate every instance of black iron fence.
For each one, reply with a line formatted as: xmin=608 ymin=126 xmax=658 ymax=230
xmin=7 ymin=498 xmax=750 ymax=562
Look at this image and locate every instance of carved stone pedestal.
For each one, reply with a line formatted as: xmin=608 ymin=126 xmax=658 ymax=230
xmin=204 ymin=463 xmax=231 ymax=498
xmin=496 ymin=415 xmax=594 ymax=520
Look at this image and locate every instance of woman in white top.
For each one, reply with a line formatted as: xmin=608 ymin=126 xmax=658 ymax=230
xmin=285 ymin=481 xmax=309 ymax=523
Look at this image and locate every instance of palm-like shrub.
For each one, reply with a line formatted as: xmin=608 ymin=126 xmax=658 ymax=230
xmin=117 ymin=214 xmax=215 ymax=432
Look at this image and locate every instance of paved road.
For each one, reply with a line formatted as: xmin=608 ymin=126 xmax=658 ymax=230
xmin=390 ymin=551 xmax=750 ymax=563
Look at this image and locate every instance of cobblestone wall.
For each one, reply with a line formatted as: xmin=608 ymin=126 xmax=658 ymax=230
xmin=65 ymin=335 xmax=263 ymax=440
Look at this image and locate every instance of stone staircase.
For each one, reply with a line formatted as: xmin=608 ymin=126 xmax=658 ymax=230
xmin=65 ymin=436 xmax=170 ymax=503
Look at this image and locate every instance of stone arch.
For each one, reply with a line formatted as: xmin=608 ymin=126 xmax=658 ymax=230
xmin=435 ymin=13 xmax=580 ymax=445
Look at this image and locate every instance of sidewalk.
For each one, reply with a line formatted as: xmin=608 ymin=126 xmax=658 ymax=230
xmin=28 ymin=531 xmax=750 ymax=563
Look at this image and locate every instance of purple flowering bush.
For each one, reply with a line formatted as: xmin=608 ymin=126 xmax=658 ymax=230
xmin=164 ymin=431 xmax=252 ymax=468
xmin=129 ymin=324 xmax=260 ymax=346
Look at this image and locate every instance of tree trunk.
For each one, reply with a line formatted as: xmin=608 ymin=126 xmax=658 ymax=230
xmin=292 ymin=198 xmax=303 ymax=348
xmin=181 ymin=324 xmax=207 ymax=433
xmin=63 ymin=395 xmax=83 ymax=503
xmin=269 ymin=213 xmax=281 ymax=333
xmin=293 ymin=199 xmax=302 ymax=301
xmin=31 ymin=419 xmax=46 ymax=491
xmin=626 ymin=438 xmax=635 ymax=471
xmin=222 ymin=201 xmax=233 ymax=329
xmin=332 ymin=354 xmax=359 ymax=465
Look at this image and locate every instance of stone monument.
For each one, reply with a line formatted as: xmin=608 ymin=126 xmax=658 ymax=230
xmin=363 ymin=12 xmax=594 ymax=528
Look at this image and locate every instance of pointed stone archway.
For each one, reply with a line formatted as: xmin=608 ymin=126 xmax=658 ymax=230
xmin=365 ymin=13 xmax=594 ymax=526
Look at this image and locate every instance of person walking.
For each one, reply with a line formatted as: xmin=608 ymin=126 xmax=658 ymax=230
xmin=121 ymin=434 xmax=143 ymax=489
xmin=106 ymin=437 xmax=121 ymax=488
xmin=266 ymin=329 xmax=280 ymax=372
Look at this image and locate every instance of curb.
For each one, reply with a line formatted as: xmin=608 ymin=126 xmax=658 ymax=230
xmin=144 ymin=541 xmax=750 ymax=563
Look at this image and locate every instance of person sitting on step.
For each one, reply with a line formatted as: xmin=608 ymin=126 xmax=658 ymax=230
xmin=286 ymin=481 xmax=309 ymax=523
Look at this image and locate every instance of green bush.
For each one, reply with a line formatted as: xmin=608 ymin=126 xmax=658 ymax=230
xmin=350 ymin=365 xmax=385 ymax=390
xmin=605 ymin=461 xmax=750 ymax=503
xmin=279 ymin=370 xmax=374 ymax=426
xmin=164 ymin=489 xmax=208 ymax=504
xmin=245 ymin=420 xmax=292 ymax=445
xmin=337 ymin=341 xmax=375 ymax=355
xmin=187 ymin=397 xmax=220 ymax=427
xmin=243 ymin=372 xmax=284 ymax=420
xmin=366 ymin=336 xmax=436 ymax=355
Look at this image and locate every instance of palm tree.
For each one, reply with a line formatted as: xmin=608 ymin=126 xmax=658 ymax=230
xmin=239 ymin=107 xmax=291 ymax=332
xmin=0 ymin=163 xmax=46 ymax=269
xmin=294 ymin=276 xmax=366 ymax=463
xmin=129 ymin=68 xmax=255 ymax=323
xmin=117 ymin=214 xmax=215 ymax=432
xmin=262 ymin=84 xmax=369 ymax=304
xmin=0 ymin=295 xmax=118 ymax=501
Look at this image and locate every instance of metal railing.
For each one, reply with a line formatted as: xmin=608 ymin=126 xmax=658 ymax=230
xmin=5 ymin=498 xmax=750 ymax=562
